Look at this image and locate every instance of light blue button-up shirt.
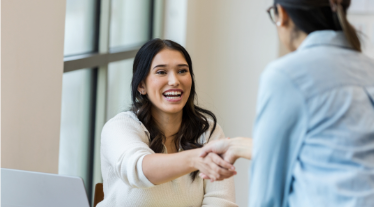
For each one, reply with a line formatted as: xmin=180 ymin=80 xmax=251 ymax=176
xmin=249 ymin=30 xmax=374 ymax=207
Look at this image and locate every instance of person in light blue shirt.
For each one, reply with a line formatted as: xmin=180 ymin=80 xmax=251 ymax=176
xmin=199 ymin=0 xmax=374 ymax=206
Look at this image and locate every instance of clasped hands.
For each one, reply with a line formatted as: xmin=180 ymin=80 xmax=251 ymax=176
xmin=195 ymin=137 xmax=252 ymax=182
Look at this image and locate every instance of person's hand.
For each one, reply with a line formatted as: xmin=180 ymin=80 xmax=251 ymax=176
xmin=199 ymin=138 xmax=240 ymax=164
xmin=197 ymin=138 xmax=239 ymax=181
xmin=199 ymin=137 xmax=253 ymax=180
xmin=193 ymin=151 xmax=236 ymax=182
xmin=199 ymin=138 xmax=230 ymax=157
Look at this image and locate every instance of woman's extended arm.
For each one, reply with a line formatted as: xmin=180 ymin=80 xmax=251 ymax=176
xmin=142 ymin=149 xmax=235 ymax=185
xmin=101 ymin=113 xmax=235 ymax=188
xmin=248 ymin=68 xmax=307 ymax=207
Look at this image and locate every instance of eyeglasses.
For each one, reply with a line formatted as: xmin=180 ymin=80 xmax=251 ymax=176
xmin=266 ymin=6 xmax=277 ymax=24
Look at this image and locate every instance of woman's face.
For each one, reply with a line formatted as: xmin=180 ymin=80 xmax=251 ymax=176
xmin=139 ymin=48 xmax=192 ymax=115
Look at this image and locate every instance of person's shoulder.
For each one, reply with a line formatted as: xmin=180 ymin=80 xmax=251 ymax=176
xmin=260 ymin=61 xmax=295 ymax=92
xmin=261 ymin=51 xmax=316 ymax=98
xmin=102 ymin=111 xmax=146 ymax=135
xmin=264 ymin=51 xmax=300 ymax=73
xmin=106 ymin=111 xmax=140 ymax=124
xmin=261 ymin=54 xmax=295 ymax=88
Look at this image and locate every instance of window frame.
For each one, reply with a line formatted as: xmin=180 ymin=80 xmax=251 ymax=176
xmin=61 ymin=0 xmax=162 ymax=202
xmin=63 ymin=0 xmax=155 ymax=73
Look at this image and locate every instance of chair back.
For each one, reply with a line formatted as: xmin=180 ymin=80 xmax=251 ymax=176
xmin=93 ymin=183 xmax=104 ymax=207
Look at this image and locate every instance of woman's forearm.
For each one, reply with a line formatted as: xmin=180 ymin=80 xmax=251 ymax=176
xmin=142 ymin=149 xmax=201 ymax=185
xmin=229 ymin=137 xmax=252 ymax=160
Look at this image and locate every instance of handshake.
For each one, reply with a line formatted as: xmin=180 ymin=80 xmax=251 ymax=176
xmin=196 ymin=137 xmax=253 ymax=182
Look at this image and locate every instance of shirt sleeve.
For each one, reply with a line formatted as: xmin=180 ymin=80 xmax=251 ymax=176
xmin=202 ymin=123 xmax=238 ymax=207
xmin=101 ymin=113 xmax=155 ymax=188
xmin=249 ymin=68 xmax=307 ymax=207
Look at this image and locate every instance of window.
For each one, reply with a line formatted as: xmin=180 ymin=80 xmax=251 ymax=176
xmin=106 ymin=59 xmax=134 ymax=121
xmin=110 ymin=0 xmax=152 ymax=48
xmin=59 ymin=68 xmax=95 ymax=193
xmin=59 ymin=0 xmax=163 ymax=203
xmin=64 ymin=0 xmax=97 ymax=56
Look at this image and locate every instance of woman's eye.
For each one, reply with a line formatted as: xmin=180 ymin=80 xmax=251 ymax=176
xmin=156 ymin=70 xmax=166 ymax=75
xmin=179 ymin=69 xmax=188 ymax=74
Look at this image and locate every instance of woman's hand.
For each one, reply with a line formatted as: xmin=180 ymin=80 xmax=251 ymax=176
xmin=199 ymin=138 xmax=239 ymax=163
xmin=198 ymin=137 xmax=253 ymax=180
xmin=192 ymin=150 xmax=237 ymax=182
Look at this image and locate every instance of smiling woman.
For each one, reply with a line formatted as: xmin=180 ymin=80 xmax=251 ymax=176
xmin=138 ymin=48 xmax=192 ymax=115
xmin=97 ymin=39 xmax=238 ymax=207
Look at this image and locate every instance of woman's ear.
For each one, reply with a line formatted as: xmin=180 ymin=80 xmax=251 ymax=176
xmin=276 ymin=4 xmax=290 ymax=27
xmin=138 ymin=81 xmax=147 ymax=95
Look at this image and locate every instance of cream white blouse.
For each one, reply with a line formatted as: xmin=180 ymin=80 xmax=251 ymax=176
xmin=97 ymin=111 xmax=237 ymax=207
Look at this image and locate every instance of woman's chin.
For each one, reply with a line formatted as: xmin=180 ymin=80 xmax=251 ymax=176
xmin=158 ymin=103 xmax=185 ymax=115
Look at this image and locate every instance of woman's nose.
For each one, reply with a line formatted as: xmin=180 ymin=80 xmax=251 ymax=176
xmin=168 ymin=72 xmax=180 ymax=86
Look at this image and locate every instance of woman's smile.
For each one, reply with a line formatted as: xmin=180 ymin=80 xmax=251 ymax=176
xmin=163 ymin=89 xmax=184 ymax=102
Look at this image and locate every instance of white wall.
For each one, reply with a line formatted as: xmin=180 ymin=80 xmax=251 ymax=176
xmin=185 ymin=0 xmax=278 ymax=206
xmin=348 ymin=14 xmax=374 ymax=59
xmin=2 ymin=0 xmax=66 ymax=173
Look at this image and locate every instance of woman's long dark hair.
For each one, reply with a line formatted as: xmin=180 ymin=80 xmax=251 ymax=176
xmin=131 ymin=39 xmax=217 ymax=180
xmin=274 ymin=0 xmax=361 ymax=52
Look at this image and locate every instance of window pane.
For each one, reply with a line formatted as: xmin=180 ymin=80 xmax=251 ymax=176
xmin=107 ymin=59 xmax=134 ymax=120
xmin=59 ymin=69 xmax=94 ymax=192
xmin=64 ymin=0 xmax=97 ymax=56
xmin=110 ymin=0 xmax=151 ymax=48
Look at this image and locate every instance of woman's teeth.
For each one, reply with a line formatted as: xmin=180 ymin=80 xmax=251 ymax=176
xmin=163 ymin=91 xmax=182 ymax=100
xmin=164 ymin=91 xmax=182 ymax=96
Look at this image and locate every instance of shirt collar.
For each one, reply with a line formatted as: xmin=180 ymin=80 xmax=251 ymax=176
xmin=297 ymin=30 xmax=353 ymax=51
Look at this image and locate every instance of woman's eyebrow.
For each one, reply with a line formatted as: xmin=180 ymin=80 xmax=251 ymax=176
xmin=153 ymin=64 xmax=167 ymax=69
xmin=153 ymin=64 xmax=189 ymax=69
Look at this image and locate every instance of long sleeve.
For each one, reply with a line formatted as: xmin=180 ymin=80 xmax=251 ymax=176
xmin=99 ymin=113 xmax=237 ymax=206
xmin=101 ymin=113 xmax=155 ymax=188
xmin=202 ymin=123 xmax=238 ymax=207
xmin=249 ymin=68 xmax=307 ymax=207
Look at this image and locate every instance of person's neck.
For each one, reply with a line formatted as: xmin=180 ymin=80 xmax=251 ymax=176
xmin=292 ymin=31 xmax=308 ymax=51
xmin=151 ymin=107 xmax=182 ymax=140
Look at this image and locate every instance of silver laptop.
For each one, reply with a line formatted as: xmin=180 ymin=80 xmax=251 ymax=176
xmin=1 ymin=168 xmax=90 ymax=207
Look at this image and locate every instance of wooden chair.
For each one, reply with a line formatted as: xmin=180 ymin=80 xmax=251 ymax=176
xmin=93 ymin=183 xmax=104 ymax=207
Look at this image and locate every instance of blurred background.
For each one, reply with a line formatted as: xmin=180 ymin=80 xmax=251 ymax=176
xmin=2 ymin=0 xmax=374 ymax=206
